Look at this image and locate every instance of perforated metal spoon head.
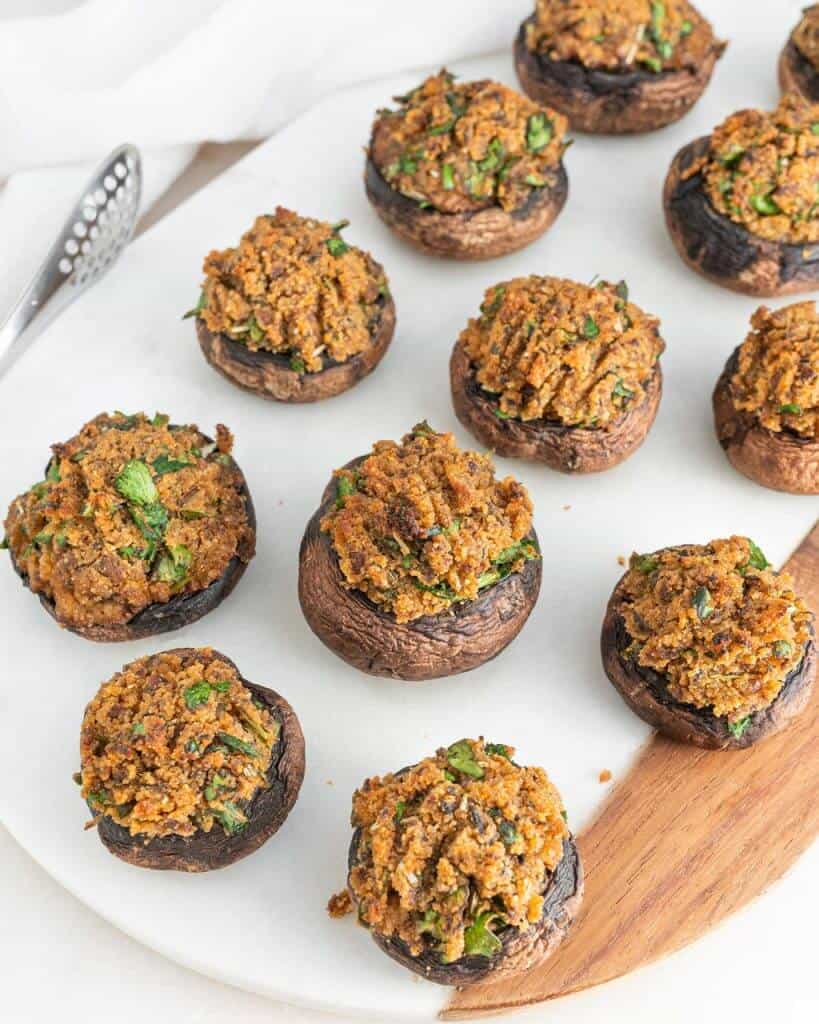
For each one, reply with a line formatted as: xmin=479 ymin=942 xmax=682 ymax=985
xmin=0 ymin=143 xmax=142 ymax=378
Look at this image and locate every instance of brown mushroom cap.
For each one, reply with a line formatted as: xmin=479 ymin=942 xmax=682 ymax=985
xmin=196 ymin=294 xmax=395 ymax=403
xmin=601 ymin=561 xmax=817 ymax=749
xmin=90 ymin=648 xmax=305 ymax=871
xmin=347 ymin=812 xmax=582 ymax=985
xmin=298 ymin=458 xmax=542 ymax=680
xmin=450 ymin=335 xmax=662 ymax=473
xmin=664 ymin=136 xmax=819 ymax=297
xmin=778 ymin=32 xmax=819 ymax=103
xmin=713 ymin=348 xmax=819 ymax=494
xmin=364 ymin=156 xmax=568 ymax=261
xmin=514 ymin=17 xmax=723 ymax=135
xmin=8 ymin=445 xmax=256 ymax=643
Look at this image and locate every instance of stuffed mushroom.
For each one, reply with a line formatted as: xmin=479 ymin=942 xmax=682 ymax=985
xmin=78 ymin=647 xmax=305 ymax=870
xmin=601 ymin=537 xmax=817 ymax=749
xmin=713 ymin=301 xmax=819 ymax=494
xmin=365 ymin=70 xmax=570 ymax=260
xmin=451 ymin=276 xmax=664 ymax=473
xmin=346 ymin=738 xmax=583 ymax=984
xmin=2 ymin=411 xmax=255 ymax=642
xmin=190 ymin=207 xmax=395 ymax=402
xmin=664 ymin=94 xmax=819 ymax=297
xmin=515 ymin=0 xmax=725 ymax=134
xmin=779 ymin=5 xmax=819 ymax=103
xmin=298 ymin=423 xmax=542 ymax=680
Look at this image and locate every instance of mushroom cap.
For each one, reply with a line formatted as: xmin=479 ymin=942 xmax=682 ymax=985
xmin=298 ymin=459 xmax=542 ymax=680
xmin=450 ymin=335 xmax=662 ymax=473
xmin=347 ymin=824 xmax=582 ymax=985
xmin=196 ymin=294 xmax=395 ymax=403
xmin=778 ymin=35 xmax=819 ymax=104
xmin=713 ymin=349 xmax=819 ymax=494
xmin=364 ymin=156 xmax=568 ymax=261
xmin=8 ymin=446 xmax=256 ymax=643
xmin=90 ymin=648 xmax=305 ymax=871
xmin=664 ymin=136 xmax=819 ymax=297
xmin=601 ymin=563 xmax=817 ymax=749
xmin=514 ymin=17 xmax=723 ymax=135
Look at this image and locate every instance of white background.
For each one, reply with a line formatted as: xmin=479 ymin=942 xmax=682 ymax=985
xmin=2 ymin=1 xmax=818 ymax=1022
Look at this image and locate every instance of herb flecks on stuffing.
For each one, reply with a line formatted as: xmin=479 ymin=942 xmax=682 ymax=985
xmin=684 ymin=94 xmax=819 ymax=244
xmin=620 ymin=537 xmax=811 ymax=722
xmin=3 ymin=412 xmax=254 ymax=631
xmin=526 ymin=0 xmax=719 ymax=75
xmin=793 ymin=5 xmax=819 ymax=72
xmin=195 ymin=207 xmax=389 ymax=374
xmin=349 ymin=739 xmax=567 ymax=964
xmin=729 ymin=301 xmax=819 ymax=440
xmin=80 ymin=650 xmax=279 ymax=838
xmin=370 ymin=70 xmax=568 ymax=215
xmin=320 ymin=425 xmax=537 ymax=624
xmin=461 ymin=276 xmax=663 ymax=428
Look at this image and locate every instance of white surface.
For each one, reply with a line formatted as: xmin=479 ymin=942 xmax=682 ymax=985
xmin=0 ymin=24 xmax=818 ymax=1024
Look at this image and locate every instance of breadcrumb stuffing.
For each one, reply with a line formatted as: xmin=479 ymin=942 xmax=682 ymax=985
xmin=370 ymin=70 xmax=568 ymax=215
xmin=598 ymin=769 xmax=613 ymax=783
xmin=460 ymin=276 xmax=663 ymax=428
xmin=320 ymin=424 xmax=537 ymax=623
xmin=684 ymin=94 xmax=819 ymax=244
xmin=349 ymin=739 xmax=568 ymax=964
xmin=729 ymin=301 xmax=819 ymax=440
xmin=327 ymin=890 xmax=353 ymax=918
xmin=80 ymin=650 xmax=279 ymax=839
xmin=619 ymin=537 xmax=812 ymax=721
xmin=526 ymin=0 xmax=719 ymax=74
xmin=197 ymin=207 xmax=389 ymax=373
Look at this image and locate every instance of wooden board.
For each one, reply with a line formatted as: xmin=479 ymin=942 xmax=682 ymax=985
xmin=445 ymin=520 xmax=819 ymax=1020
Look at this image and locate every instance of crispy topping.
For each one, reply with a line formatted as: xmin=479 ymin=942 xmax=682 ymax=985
xmin=526 ymin=0 xmax=718 ymax=74
xmin=793 ymin=4 xmax=819 ymax=72
xmin=195 ymin=207 xmax=389 ymax=373
xmin=349 ymin=739 xmax=568 ymax=964
xmin=79 ymin=650 xmax=279 ymax=838
xmin=320 ymin=425 xmax=536 ymax=624
xmin=460 ymin=276 xmax=663 ymax=428
xmin=729 ymin=301 xmax=819 ymax=440
xmin=684 ymin=94 xmax=819 ymax=244
xmin=620 ymin=537 xmax=812 ymax=721
xmin=3 ymin=412 xmax=254 ymax=631
xmin=370 ymin=70 xmax=568 ymax=215
xmin=327 ymin=890 xmax=354 ymax=918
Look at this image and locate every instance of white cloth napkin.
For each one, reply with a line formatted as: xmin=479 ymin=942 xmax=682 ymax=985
xmin=0 ymin=0 xmax=529 ymax=317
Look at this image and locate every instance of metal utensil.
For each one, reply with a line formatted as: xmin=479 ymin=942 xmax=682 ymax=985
xmin=0 ymin=143 xmax=142 ymax=378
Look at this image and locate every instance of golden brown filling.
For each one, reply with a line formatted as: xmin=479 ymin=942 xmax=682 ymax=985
xmin=80 ymin=650 xmax=279 ymax=838
xmin=525 ymin=0 xmax=717 ymax=74
xmin=3 ymin=412 xmax=254 ymax=631
xmin=460 ymin=276 xmax=663 ymax=428
xmin=684 ymin=94 xmax=819 ymax=244
xmin=320 ymin=424 xmax=537 ymax=624
xmin=793 ymin=4 xmax=819 ymax=72
xmin=370 ymin=70 xmax=568 ymax=215
xmin=349 ymin=739 xmax=568 ymax=964
xmin=193 ymin=206 xmax=389 ymax=374
xmin=619 ymin=537 xmax=812 ymax=728
xmin=729 ymin=301 xmax=819 ymax=440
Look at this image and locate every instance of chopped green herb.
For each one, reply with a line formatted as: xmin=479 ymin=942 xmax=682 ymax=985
xmin=441 ymin=162 xmax=455 ymax=190
xmin=130 ymin=503 xmax=168 ymax=542
xmin=773 ymin=640 xmax=792 ymax=658
xmin=183 ymin=290 xmax=207 ymax=320
xmin=727 ymin=716 xmax=751 ymax=740
xmin=115 ymin=460 xmax=157 ymax=506
xmin=498 ymin=819 xmax=519 ymax=845
xmin=582 ymin=315 xmax=600 ymax=339
xmin=481 ymin=286 xmax=506 ymax=317
xmin=811 ymin=123 xmax=819 ymax=136
xmin=427 ymin=118 xmax=454 ymax=136
xmin=290 ymin=355 xmax=306 ymax=374
xmin=72 ymin=772 xmax=82 ymax=785
xmin=634 ymin=554 xmax=659 ymax=574
xmin=418 ymin=909 xmax=441 ymax=937
xmin=779 ymin=402 xmax=802 ymax=415
xmin=327 ymin=236 xmax=349 ymax=258
xmin=152 ymin=453 xmax=192 ymax=476
xmin=738 ymin=540 xmax=771 ymax=576
xmin=484 ymin=743 xmax=511 ymax=759
xmin=750 ymin=192 xmax=781 ymax=216
xmin=212 ymin=801 xmax=247 ymax=835
xmin=526 ymin=113 xmax=552 ymax=153
xmin=184 ymin=681 xmax=213 ymax=711
xmin=394 ymin=801 xmax=407 ymax=824
xmin=615 ymin=280 xmax=629 ymax=303
xmin=641 ymin=56 xmax=662 ymax=73
xmin=217 ymin=732 xmax=259 ymax=758
xmin=720 ymin=144 xmax=745 ymax=167
xmin=131 ymin=722 xmax=146 ymax=737
xmin=151 ymin=412 xmax=170 ymax=428
xmin=680 ymin=19 xmax=693 ymax=36
xmin=180 ymin=508 xmax=206 ymax=521
xmin=561 ymin=809 xmax=568 ymax=822
xmin=46 ymin=461 xmax=61 ymax=483
xmin=248 ymin=314 xmax=264 ymax=342
xmin=692 ymin=585 xmax=714 ymax=620
xmin=412 ymin=421 xmax=434 ymax=437
xmin=155 ymin=544 xmax=192 ymax=586
xmin=478 ymin=138 xmax=505 ymax=173
xmin=524 ymin=173 xmax=547 ymax=187
xmin=0 ymin=537 xmax=8 ymax=550
xmin=612 ymin=378 xmax=634 ymax=401
xmin=118 ymin=542 xmax=156 ymax=562
xmin=336 ymin=475 xmax=356 ymax=508
xmin=463 ymin=911 xmax=503 ymax=957
xmin=446 ymin=739 xmax=484 ymax=779
xmin=185 ymin=739 xmax=200 ymax=754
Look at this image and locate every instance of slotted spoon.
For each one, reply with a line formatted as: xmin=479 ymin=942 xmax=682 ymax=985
xmin=0 ymin=143 xmax=142 ymax=378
